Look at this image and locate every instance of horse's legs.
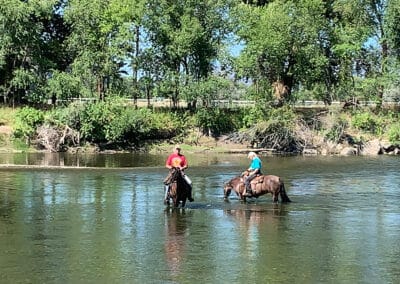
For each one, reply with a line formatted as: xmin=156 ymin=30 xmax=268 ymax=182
xmin=272 ymin=193 xmax=279 ymax=203
xmin=173 ymin=197 xmax=180 ymax=208
xmin=241 ymin=184 xmax=247 ymax=196
xmin=223 ymin=188 xmax=231 ymax=200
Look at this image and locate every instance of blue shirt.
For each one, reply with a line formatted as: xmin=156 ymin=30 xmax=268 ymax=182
xmin=249 ymin=156 xmax=262 ymax=170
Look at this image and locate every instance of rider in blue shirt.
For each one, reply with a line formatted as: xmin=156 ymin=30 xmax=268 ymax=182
xmin=244 ymin=152 xmax=262 ymax=196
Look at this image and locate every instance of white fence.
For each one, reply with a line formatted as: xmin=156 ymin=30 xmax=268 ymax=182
xmin=52 ymin=98 xmax=400 ymax=108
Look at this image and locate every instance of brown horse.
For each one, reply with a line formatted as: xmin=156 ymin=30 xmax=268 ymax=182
xmin=164 ymin=167 xmax=191 ymax=208
xmin=223 ymin=171 xmax=291 ymax=203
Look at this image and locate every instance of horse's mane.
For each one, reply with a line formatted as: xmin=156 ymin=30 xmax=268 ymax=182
xmin=165 ymin=167 xmax=182 ymax=184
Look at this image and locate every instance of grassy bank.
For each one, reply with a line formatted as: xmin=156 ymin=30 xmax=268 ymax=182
xmin=0 ymin=107 xmax=27 ymax=152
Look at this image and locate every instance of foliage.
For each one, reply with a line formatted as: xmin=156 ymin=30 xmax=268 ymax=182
xmin=323 ymin=114 xmax=348 ymax=144
xmin=387 ymin=123 xmax=400 ymax=145
xmin=351 ymin=111 xmax=383 ymax=135
xmin=1 ymin=0 xmax=400 ymax=109
xmin=194 ymin=108 xmax=240 ymax=137
xmin=241 ymin=106 xmax=267 ymax=128
xmin=43 ymin=100 xmax=185 ymax=145
xmin=13 ymin=107 xmax=44 ymax=140
xmin=44 ymin=71 xmax=82 ymax=102
xmin=241 ymin=106 xmax=302 ymax=152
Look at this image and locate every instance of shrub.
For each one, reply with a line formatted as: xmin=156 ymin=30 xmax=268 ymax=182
xmin=324 ymin=116 xmax=348 ymax=143
xmin=241 ymin=106 xmax=266 ymax=128
xmin=42 ymin=100 xmax=191 ymax=145
xmin=351 ymin=111 xmax=382 ymax=134
xmin=194 ymin=108 xmax=239 ymax=137
xmin=13 ymin=107 xmax=45 ymax=141
xmin=388 ymin=123 xmax=400 ymax=145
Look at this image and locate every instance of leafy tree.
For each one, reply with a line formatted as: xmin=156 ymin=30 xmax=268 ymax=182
xmin=233 ymin=1 xmax=332 ymax=105
xmin=0 ymin=0 xmax=64 ymax=106
xmin=64 ymin=0 xmax=134 ymax=100
xmin=144 ymin=0 xmax=235 ymax=108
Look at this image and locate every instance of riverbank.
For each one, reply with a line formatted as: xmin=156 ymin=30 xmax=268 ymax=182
xmin=1 ymin=105 xmax=400 ymax=156
xmin=2 ymin=127 xmax=399 ymax=157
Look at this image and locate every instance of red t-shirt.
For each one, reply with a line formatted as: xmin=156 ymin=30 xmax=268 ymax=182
xmin=166 ymin=153 xmax=187 ymax=168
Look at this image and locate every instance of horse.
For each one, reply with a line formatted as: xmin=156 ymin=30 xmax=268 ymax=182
xmin=223 ymin=171 xmax=291 ymax=203
xmin=163 ymin=167 xmax=191 ymax=208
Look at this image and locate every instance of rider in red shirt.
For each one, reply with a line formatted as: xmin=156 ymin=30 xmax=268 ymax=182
xmin=164 ymin=145 xmax=194 ymax=202
xmin=165 ymin=147 xmax=188 ymax=171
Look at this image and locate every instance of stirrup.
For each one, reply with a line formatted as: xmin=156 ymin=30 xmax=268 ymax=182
xmin=244 ymin=189 xmax=252 ymax=197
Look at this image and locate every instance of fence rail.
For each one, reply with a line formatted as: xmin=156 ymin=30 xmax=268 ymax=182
xmin=53 ymin=98 xmax=400 ymax=109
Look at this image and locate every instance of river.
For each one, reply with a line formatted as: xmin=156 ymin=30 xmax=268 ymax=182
xmin=0 ymin=153 xmax=399 ymax=283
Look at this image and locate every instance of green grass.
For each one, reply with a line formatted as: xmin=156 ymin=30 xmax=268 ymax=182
xmin=0 ymin=106 xmax=16 ymax=127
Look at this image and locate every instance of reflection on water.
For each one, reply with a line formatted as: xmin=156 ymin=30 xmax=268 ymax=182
xmin=0 ymin=154 xmax=400 ymax=283
xmin=164 ymin=210 xmax=192 ymax=279
xmin=0 ymin=152 xmax=245 ymax=168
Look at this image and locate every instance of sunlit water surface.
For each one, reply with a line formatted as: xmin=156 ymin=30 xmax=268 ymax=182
xmin=0 ymin=153 xmax=399 ymax=283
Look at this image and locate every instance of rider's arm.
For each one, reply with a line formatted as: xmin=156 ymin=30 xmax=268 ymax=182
xmin=180 ymin=156 xmax=188 ymax=170
xmin=165 ymin=155 xmax=173 ymax=169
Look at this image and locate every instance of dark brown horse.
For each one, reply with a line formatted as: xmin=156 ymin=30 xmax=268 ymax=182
xmin=164 ymin=167 xmax=191 ymax=208
xmin=223 ymin=171 xmax=291 ymax=203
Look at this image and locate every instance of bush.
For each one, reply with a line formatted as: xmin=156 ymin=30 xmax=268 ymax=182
xmin=194 ymin=108 xmax=239 ymax=137
xmin=13 ymin=107 xmax=44 ymax=141
xmin=45 ymin=101 xmax=186 ymax=145
xmin=351 ymin=111 xmax=382 ymax=134
xmin=324 ymin=116 xmax=348 ymax=143
xmin=242 ymin=107 xmax=302 ymax=152
xmin=388 ymin=123 xmax=400 ymax=145
xmin=241 ymin=106 xmax=266 ymax=128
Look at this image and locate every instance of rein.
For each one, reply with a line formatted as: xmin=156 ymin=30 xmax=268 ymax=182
xmin=166 ymin=168 xmax=182 ymax=184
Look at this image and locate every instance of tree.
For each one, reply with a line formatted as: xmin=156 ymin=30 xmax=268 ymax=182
xmin=0 ymin=0 xmax=66 ymax=106
xmin=233 ymin=0 xmax=331 ymax=105
xmin=64 ymin=0 xmax=134 ymax=100
xmin=143 ymin=0 xmax=234 ymax=108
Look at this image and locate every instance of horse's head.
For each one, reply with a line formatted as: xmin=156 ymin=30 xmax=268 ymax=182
xmin=224 ymin=176 xmax=246 ymax=200
xmin=165 ymin=167 xmax=182 ymax=184
xmin=223 ymin=181 xmax=233 ymax=199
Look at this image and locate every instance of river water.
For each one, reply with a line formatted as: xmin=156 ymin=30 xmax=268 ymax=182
xmin=0 ymin=153 xmax=399 ymax=283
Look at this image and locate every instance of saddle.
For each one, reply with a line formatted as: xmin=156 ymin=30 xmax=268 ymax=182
xmin=252 ymin=175 xmax=263 ymax=183
xmin=241 ymin=173 xmax=263 ymax=197
xmin=241 ymin=173 xmax=263 ymax=184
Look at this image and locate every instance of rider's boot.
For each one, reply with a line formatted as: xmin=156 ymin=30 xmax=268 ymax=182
xmin=244 ymin=183 xmax=252 ymax=197
xmin=164 ymin=185 xmax=170 ymax=204
xmin=188 ymin=185 xmax=194 ymax=202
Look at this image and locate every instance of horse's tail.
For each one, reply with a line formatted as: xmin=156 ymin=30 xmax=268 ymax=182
xmin=279 ymin=180 xmax=291 ymax=203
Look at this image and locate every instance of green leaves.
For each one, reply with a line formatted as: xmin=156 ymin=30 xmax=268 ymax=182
xmin=13 ymin=107 xmax=45 ymax=140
